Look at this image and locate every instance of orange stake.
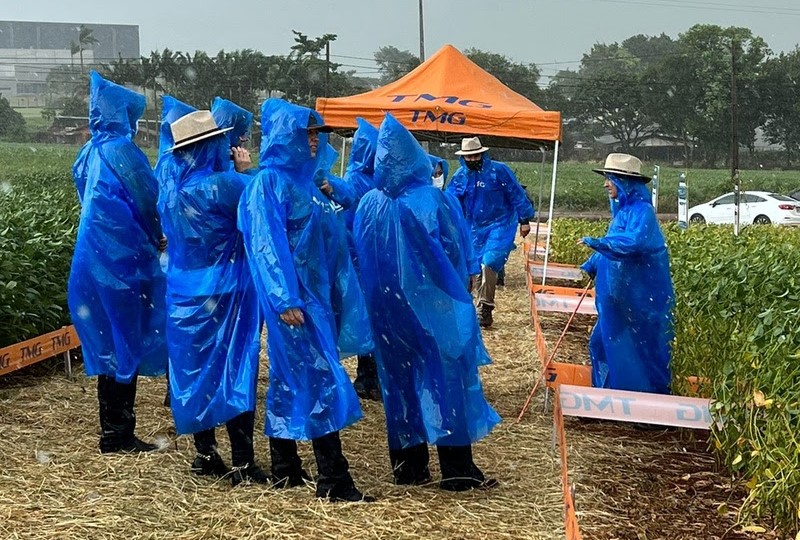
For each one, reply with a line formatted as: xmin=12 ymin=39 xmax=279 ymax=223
xmin=516 ymin=279 xmax=594 ymax=423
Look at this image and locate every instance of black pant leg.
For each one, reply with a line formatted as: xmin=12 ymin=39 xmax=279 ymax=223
xmin=98 ymin=375 xmax=138 ymax=451
xmin=226 ymin=410 xmax=256 ymax=467
xmin=269 ymin=437 xmax=303 ymax=479
xmin=389 ymin=443 xmax=431 ymax=484
xmin=193 ymin=428 xmax=218 ymax=455
xmin=311 ymin=431 xmax=355 ymax=497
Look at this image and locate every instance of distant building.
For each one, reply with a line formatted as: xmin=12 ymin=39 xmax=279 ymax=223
xmin=0 ymin=20 xmax=140 ymax=107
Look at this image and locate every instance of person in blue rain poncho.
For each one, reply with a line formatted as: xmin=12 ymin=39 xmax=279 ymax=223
xmin=156 ymin=106 xmax=268 ymax=486
xmin=68 ymin=72 xmax=167 ymax=454
xmin=354 ymin=114 xmax=501 ymax=492
xmin=579 ymin=153 xmax=674 ymax=395
xmin=429 ymin=154 xmax=449 ymax=189
xmin=447 ymin=137 xmax=534 ymax=328
xmin=238 ymin=98 xmax=374 ymax=502
xmin=211 ymin=97 xmax=257 ymax=175
xmin=330 ymin=117 xmax=382 ymax=402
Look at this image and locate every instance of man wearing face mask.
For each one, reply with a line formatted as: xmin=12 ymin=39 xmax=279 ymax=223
xmin=446 ymin=137 xmax=534 ymax=328
xmin=429 ymin=155 xmax=449 ymax=190
xmin=579 ymin=153 xmax=674 ymax=395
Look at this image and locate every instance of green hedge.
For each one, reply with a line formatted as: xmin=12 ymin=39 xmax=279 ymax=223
xmin=549 ymin=218 xmax=800 ymax=533
xmin=0 ymin=145 xmax=79 ymax=347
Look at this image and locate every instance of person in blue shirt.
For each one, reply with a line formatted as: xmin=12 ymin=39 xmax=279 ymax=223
xmin=69 ymin=72 xmax=168 ymax=454
xmin=579 ymin=153 xmax=674 ymax=395
xmin=238 ymin=99 xmax=374 ymax=503
xmin=447 ymin=137 xmax=534 ymax=327
xmin=157 ymin=107 xmax=267 ymax=486
xmin=354 ymin=114 xmax=500 ymax=492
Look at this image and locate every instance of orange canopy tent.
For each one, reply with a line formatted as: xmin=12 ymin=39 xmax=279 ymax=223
xmin=316 ymin=44 xmax=563 ymax=282
xmin=316 ymin=44 xmax=561 ymax=147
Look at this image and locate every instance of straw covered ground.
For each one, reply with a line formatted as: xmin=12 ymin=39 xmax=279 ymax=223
xmin=0 ymin=249 xmax=770 ymax=539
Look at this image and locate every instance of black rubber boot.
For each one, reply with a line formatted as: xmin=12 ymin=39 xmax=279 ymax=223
xmin=269 ymin=437 xmax=312 ymax=488
xmin=98 ymin=375 xmax=158 ymax=454
xmin=497 ymin=268 xmax=506 ymax=288
xmin=227 ymin=411 xmax=269 ymax=487
xmin=313 ymin=431 xmax=374 ymax=502
xmin=478 ymin=305 xmax=494 ymax=328
xmin=353 ymin=354 xmax=381 ymax=402
xmin=389 ymin=443 xmax=432 ymax=485
xmin=191 ymin=429 xmax=230 ymax=477
xmin=163 ymin=365 xmax=171 ymax=408
xmin=437 ymin=445 xmax=499 ymax=492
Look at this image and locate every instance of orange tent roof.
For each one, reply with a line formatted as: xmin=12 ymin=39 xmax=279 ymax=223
xmin=316 ymin=44 xmax=561 ymax=145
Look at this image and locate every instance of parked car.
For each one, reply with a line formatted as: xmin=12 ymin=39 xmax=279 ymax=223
xmin=688 ymin=191 xmax=800 ymax=226
xmin=789 ymin=188 xmax=800 ymax=202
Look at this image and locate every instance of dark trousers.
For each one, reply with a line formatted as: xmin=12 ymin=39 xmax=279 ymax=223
xmin=97 ymin=374 xmax=138 ymax=452
xmin=354 ymin=353 xmax=380 ymax=391
xmin=270 ymin=431 xmax=354 ymax=496
xmin=193 ymin=410 xmax=256 ymax=467
xmin=389 ymin=443 xmax=484 ymax=487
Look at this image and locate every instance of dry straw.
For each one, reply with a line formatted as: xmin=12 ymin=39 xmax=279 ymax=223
xmin=0 ymin=250 xmax=759 ymax=539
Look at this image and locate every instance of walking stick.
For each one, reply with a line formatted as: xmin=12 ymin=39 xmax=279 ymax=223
xmin=516 ymin=279 xmax=594 ymax=423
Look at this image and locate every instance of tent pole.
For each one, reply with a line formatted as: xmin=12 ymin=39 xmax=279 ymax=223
xmin=542 ymin=140 xmax=559 ymax=285
xmin=533 ymin=146 xmax=547 ymax=261
xmin=339 ymin=135 xmax=347 ymax=177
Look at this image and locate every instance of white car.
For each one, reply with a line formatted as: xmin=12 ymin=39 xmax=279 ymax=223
xmin=688 ymin=191 xmax=800 ymax=226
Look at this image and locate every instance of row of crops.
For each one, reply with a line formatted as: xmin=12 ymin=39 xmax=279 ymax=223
xmin=550 ymin=219 xmax=800 ymax=532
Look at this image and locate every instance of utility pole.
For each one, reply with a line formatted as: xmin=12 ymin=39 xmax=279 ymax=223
xmin=418 ymin=0 xmax=426 ymax=61
xmin=730 ymin=39 xmax=740 ymax=236
xmin=325 ymin=40 xmax=331 ymax=96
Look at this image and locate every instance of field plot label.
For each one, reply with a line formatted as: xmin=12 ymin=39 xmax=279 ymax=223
xmin=0 ymin=326 xmax=79 ymax=376
xmin=559 ymin=384 xmax=712 ymax=429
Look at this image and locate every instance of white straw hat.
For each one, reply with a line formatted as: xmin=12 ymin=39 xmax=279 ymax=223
xmin=592 ymin=153 xmax=651 ymax=182
xmin=454 ymin=136 xmax=489 ymax=156
xmin=169 ymin=110 xmax=233 ymax=151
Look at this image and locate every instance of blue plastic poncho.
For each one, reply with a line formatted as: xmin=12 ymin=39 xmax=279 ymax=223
xmin=68 ymin=71 xmax=167 ymax=384
xmin=353 ymin=114 xmax=499 ymax=450
xmin=156 ymin=101 xmax=261 ymax=435
xmin=210 ymin=97 xmax=257 ymax=176
xmin=337 ymin=118 xmax=378 ymax=228
xmin=580 ymin=174 xmax=674 ymax=394
xmin=238 ymin=98 xmax=370 ymax=441
xmin=446 ymin=155 xmax=534 ymax=271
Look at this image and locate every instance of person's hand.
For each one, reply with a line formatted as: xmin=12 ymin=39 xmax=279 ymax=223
xmin=232 ymin=147 xmax=252 ymax=173
xmin=576 ymin=238 xmax=587 ymax=246
xmin=320 ymin=180 xmax=334 ymax=197
xmin=519 ymin=223 xmax=531 ymax=238
xmin=158 ymin=235 xmax=168 ymax=253
xmin=280 ymin=308 xmax=305 ymax=326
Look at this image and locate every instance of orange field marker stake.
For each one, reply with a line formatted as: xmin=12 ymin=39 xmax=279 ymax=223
xmin=516 ymin=279 xmax=594 ymax=423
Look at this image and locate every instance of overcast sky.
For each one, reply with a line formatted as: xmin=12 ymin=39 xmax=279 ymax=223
xmin=5 ymin=0 xmax=800 ymax=80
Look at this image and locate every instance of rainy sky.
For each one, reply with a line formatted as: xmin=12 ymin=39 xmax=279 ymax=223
xmin=4 ymin=0 xmax=800 ymax=81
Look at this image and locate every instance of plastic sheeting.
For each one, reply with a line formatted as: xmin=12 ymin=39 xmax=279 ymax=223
xmin=353 ymin=113 xmax=499 ymax=450
xmin=156 ymin=99 xmax=261 ymax=435
xmin=68 ymin=71 xmax=167 ymax=384
xmin=211 ymin=97 xmax=258 ymax=176
xmin=446 ymin=154 xmax=534 ymax=271
xmin=238 ymin=98 xmax=370 ymax=441
xmin=339 ymin=117 xmax=378 ymax=233
xmin=580 ymin=173 xmax=674 ymax=394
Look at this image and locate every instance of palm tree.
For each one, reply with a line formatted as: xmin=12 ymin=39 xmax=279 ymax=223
xmin=70 ymin=41 xmax=79 ymax=68
xmin=77 ymin=25 xmax=99 ymax=73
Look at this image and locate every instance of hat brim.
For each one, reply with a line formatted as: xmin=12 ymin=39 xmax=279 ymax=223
xmin=455 ymin=146 xmax=489 ymax=156
xmin=307 ymin=124 xmax=334 ymax=133
xmin=592 ymin=167 xmax=651 ymax=183
xmin=169 ymin=126 xmax=234 ymax=152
